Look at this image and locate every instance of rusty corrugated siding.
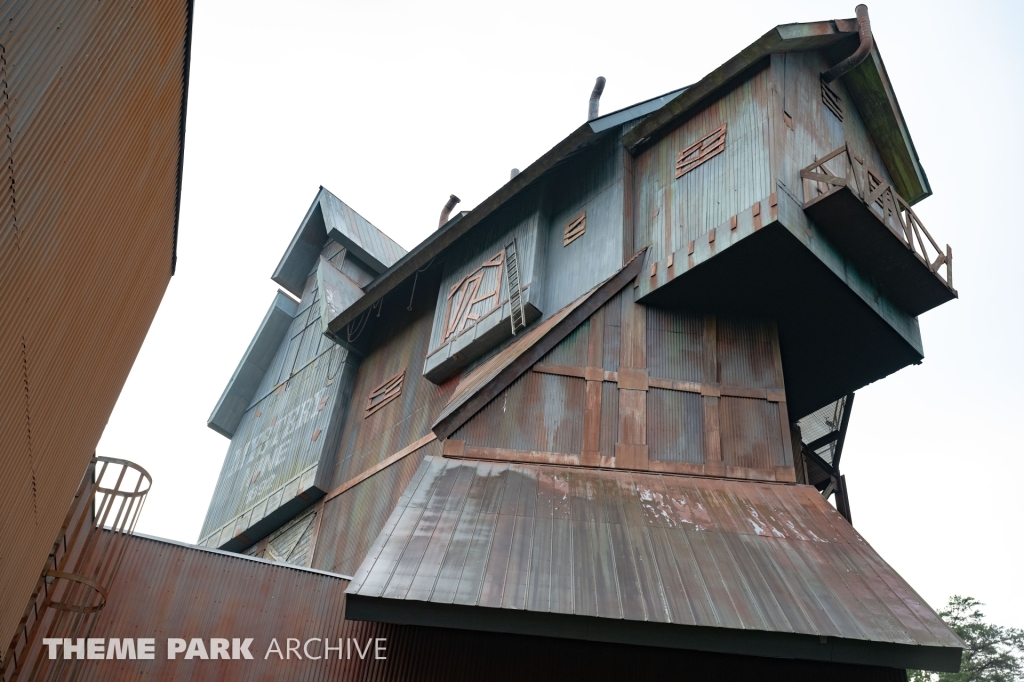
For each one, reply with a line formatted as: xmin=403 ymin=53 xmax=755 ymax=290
xmin=451 ymin=371 xmax=586 ymax=454
xmin=313 ymin=438 xmax=441 ymax=577
xmin=74 ymin=533 xmax=909 ymax=681
xmin=718 ymin=317 xmax=783 ymax=389
xmin=449 ymin=326 xmax=591 ymax=454
xmin=329 ymin=266 xmax=455 ymax=491
xmin=433 ymin=253 xmax=645 ymax=440
xmin=0 ymin=0 xmax=191 ymax=649
xmin=347 ymin=457 xmax=961 ymax=670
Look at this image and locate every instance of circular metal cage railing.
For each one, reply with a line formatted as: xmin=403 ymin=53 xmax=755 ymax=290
xmin=1 ymin=456 xmax=151 ymax=682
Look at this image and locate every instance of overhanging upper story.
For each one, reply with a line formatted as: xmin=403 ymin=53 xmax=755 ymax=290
xmin=310 ymin=13 xmax=953 ymax=419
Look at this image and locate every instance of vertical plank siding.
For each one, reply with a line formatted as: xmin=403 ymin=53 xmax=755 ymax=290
xmin=633 ymin=66 xmax=773 ymax=267
xmin=330 ymin=267 xmax=456 ymax=491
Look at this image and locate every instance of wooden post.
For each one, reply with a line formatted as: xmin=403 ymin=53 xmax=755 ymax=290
xmin=615 ymin=288 xmax=648 ymax=469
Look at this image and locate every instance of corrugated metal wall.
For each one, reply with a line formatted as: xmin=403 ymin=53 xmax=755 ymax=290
xmin=541 ymin=139 xmax=625 ymax=316
xmin=451 ymin=371 xmax=587 ymax=454
xmin=313 ymin=439 xmax=440 ymax=577
xmin=329 ymin=267 xmax=456 ymax=492
xmin=647 ymin=307 xmax=706 ymax=382
xmin=428 ymin=195 xmax=541 ymax=352
xmin=442 ymin=288 xmax=792 ymax=477
xmin=633 ymin=66 xmax=773 ymax=265
xmin=200 ymin=239 xmax=360 ymax=544
xmin=776 ymin=52 xmax=896 ymax=201
xmin=73 ymin=533 xmax=908 ymax=682
xmin=450 ymin=325 xmax=590 ymax=454
xmin=0 ymin=0 xmax=190 ymax=649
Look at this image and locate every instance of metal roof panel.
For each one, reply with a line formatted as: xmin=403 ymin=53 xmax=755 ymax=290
xmin=346 ymin=458 xmax=963 ymax=671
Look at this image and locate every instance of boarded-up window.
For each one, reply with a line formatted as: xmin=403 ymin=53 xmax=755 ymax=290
xmin=441 ymin=252 xmax=504 ymax=344
xmin=563 ymin=211 xmax=586 ymax=246
xmin=365 ymin=370 xmax=404 ymax=418
xmin=821 ymin=78 xmax=842 ymax=121
xmin=676 ymin=124 xmax=726 ymax=178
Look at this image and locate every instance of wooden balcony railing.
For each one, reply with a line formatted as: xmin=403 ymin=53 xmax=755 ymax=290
xmin=800 ymin=144 xmax=953 ymax=290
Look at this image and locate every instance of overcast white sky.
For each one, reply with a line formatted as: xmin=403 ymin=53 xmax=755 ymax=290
xmin=98 ymin=0 xmax=1023 ymax=628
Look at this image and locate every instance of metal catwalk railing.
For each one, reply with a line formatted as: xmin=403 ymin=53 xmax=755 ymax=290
xmin=1 ymin=457 xmax=151 ymax=682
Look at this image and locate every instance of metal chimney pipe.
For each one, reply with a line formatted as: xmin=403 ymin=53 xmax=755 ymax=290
xmin=822 ymin=5 xmax=873 ymax=83
xmin=588 ymin=77 xmax=606 ymax=121
xmin=439 ymin=194 xmax=461 ymax=228
xmin=510 ymin=168 xmax=520 ymax=179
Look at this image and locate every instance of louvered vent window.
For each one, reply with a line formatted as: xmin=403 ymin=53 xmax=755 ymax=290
xmin=563 ymin=211 xmax=586 ymax=246
xmin=676 ymin=124 xmax=726 ymax=178
xmin=365 ymin=370 xmax=404 ymax=417
xmin=821 ymin=78 xmax=843 ymax=121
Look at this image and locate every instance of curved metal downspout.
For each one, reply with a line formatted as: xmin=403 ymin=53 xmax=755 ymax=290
xmin=438 ymin=194 xmax=461 ymax=228
xmin=822 ymin=5 xmax=873 ymax=83
xmin=588 ymin=76 xmax=606 ymax=121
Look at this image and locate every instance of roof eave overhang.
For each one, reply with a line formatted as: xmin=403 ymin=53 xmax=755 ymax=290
xmin=345 ymin=595 xmax=964 ymax=673
xmin=621 ymin=18 xmax=930 ymax=204
xmin=273 ymin=187 xmax=407 ymax=297
xmin=326 ymin=123 xmax=601 ymax=336
xmin=841 ymin=46 xmax=931 ymax=203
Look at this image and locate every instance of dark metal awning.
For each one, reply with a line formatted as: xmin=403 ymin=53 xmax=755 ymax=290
xmin=346 ymin=457 xmax=962 ymax=671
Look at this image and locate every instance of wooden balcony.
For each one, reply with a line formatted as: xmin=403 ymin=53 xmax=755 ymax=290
xmin=801 ymin=145 xmax=956 ymax=316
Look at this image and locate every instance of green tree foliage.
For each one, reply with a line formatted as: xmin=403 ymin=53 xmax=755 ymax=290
xmin=909 ymin=596 xmax=1024 ymax=682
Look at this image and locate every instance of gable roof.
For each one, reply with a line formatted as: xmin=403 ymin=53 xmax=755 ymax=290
xmin=273 ymin=186 xmax=407 ymax=297
xmin=325 ymin=12 xmax=930 ymax=339
xmin=432 ymin=251 xmax=645 ymax=440
xmin=324 ymin=94 xmax=680 ymax=339
xmin=346 ymin=456 xmax=963 ymax=672
xmin=622 ymin=16 xmax=930 ymax=204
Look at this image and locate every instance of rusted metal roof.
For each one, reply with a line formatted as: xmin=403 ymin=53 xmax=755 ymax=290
xmin=72 ymin=533 xmax=910 ymax=681
xmin=433 ymin=250 xmax=645 ymax=440
xmin=346 ymin=457 xmax=962 ymax=671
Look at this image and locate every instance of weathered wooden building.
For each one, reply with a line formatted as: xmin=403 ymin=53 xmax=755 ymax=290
xmin=73 ymin=7 xmax=963 ymax=681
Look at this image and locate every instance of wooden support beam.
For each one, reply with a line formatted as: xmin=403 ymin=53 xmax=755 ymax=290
xmin=616 ymin=287 xmax=648 ymax=467
xmin=582 ymin=309 xmax=605 ymax=465
xmin=702 ymin=314 xmax=722 ymax=473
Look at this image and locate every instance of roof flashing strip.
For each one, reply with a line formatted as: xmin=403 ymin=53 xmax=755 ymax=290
xmin=207 ymin=291 xmax=298 ymax=438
